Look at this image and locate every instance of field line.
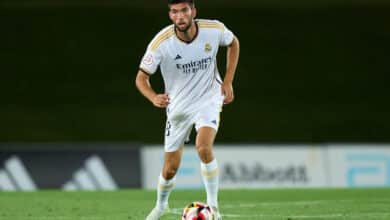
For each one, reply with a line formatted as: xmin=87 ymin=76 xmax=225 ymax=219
xmin=168 ymin=208 xmax=390 ymax=219
xmin=222 ymin=199 xmax=390 ymax=208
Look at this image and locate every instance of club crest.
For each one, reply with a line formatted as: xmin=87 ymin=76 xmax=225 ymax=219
xmin=205 ymin=43 xmax=212 ymax=52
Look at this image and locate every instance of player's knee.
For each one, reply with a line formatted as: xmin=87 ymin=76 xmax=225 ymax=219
xmin=163 ymin=165 xmax=179 ymax=179
xmin=164 ymin=169 xmax=177 ymax=179
xmin=196 ymin=144 xmax=213 ymax=163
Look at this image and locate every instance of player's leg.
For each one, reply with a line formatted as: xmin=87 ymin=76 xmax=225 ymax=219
xmin=146 ymin=119 xmax=192 ymax=220
xmin=158 ymin=146 xmax=184 ymax=209
xmin=196 ymin=127 xmax=222 ymax=219
xmin=146 ymin=146 xmax=183 ymax=220
xmin=196 ymin=127 xmax=219 ymax=207
xmin=194 ymin=97 xmax=223 ymax=219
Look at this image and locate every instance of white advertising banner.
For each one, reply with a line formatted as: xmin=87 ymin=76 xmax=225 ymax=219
xmin=216 ymin=146 xmax=328 ymax=188
xmin=327 ymin=145 xmax=390 ymax=187
xmin=141 ymin=145 xmax=328 ymax=189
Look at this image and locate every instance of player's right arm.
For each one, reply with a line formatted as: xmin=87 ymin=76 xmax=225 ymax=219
xmin=135 ymin=70 xmax=170 ymax=108
xmin=136 ymin=26 xmax=174 ymax=108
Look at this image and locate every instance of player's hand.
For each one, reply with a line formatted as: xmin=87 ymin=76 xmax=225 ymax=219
xmin=221 ymin=81 xmax=234 ymax=104
xmin=151 ymin=93 xmax=170 ymax=108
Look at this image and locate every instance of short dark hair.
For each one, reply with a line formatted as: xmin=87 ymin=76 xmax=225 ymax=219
xmin=168 ymin=0 xmax=194 ymax=5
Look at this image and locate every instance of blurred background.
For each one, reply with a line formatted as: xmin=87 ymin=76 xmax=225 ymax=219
xmin=0 ymin=0 xmax=389 ymax=191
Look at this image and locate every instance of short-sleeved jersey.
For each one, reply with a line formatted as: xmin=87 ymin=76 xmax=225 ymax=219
xmin=140 ymin=19 xmax=234 ymax=121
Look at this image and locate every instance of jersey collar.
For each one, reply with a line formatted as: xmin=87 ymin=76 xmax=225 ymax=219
xmin=174 ymin=20 xmax=199 ymax=44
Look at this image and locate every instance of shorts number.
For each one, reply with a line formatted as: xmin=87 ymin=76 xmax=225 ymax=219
xmin=166 ymin=121 xmax=171 ymax=136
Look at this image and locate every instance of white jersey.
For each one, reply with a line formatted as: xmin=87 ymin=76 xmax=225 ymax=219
xmin=140 ymin=19 xmax=234 ymax=120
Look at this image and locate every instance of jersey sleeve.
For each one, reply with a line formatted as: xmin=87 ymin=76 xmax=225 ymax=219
xmin=218 ymin=21 xmax=235 ymax=47
xmin=139 ymin=44 xmax=162 ymax=75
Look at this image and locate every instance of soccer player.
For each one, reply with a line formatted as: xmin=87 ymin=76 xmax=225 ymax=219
xmin=135 ymin=0 xmax=239 ymax=219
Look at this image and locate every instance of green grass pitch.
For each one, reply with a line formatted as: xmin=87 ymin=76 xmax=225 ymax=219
xmin=0 ymin=188 xmax=389 ymax=220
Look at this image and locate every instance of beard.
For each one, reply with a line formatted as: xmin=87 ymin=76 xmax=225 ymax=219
xmin=175 ymin=20 xmax=193 ymax=33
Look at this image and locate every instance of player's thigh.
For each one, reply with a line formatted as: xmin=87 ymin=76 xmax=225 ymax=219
xmin=195 ymin=127 xmax=216 ymax=163
xmin=196 ymin=127 xmax=217 ymax=148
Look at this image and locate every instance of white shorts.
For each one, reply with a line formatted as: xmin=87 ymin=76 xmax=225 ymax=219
xmin=164 ymin=97 xmax=223 ymax=152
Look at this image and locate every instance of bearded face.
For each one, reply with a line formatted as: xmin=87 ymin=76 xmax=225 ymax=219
xmin=169 ymin=2 xmax=196 ymax=33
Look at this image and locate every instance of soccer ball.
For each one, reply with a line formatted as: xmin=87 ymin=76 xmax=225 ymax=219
xmin=182 ymin=202 xmax=214 ymax=220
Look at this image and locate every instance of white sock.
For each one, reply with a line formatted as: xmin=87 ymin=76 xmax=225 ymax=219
xmin=201 ymin=158 xmax=219 ymax=208
xmin=156 ymin=174 xmax=175 ymax=211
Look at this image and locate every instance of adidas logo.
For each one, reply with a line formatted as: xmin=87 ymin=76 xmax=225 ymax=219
xmin=0 ymin=156 xmax=37 ymax=191
xmin=211 ymin=120 xmax=217 ymax=125
xmin=62 ymin=155 xmax=118 ymax=191
xmin=174 ymin=54 xmax=182 ymax=60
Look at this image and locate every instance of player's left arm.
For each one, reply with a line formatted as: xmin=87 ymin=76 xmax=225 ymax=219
xmin=222 ymin=36 xmax=240 ymax=104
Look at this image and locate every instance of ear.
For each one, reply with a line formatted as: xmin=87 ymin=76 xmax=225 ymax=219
xmin=168 ymin=10 xmax=174 ymax=21
xmin=192 ymin=7 xmax=197 ymax=19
